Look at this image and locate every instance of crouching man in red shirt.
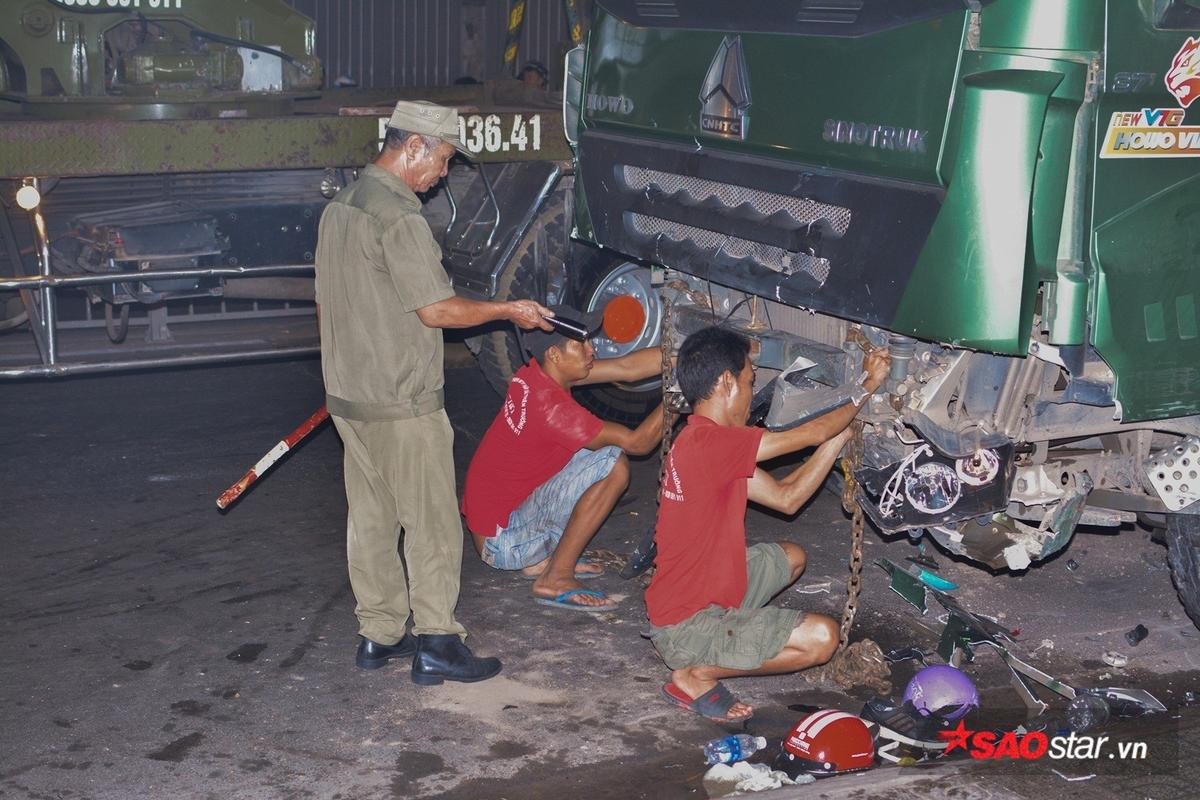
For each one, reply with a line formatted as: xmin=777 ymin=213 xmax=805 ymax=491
xmin=647 ymin=326 xmax=889 ymax=722
xmin=462 ymin=305 xmax=664 ymax=611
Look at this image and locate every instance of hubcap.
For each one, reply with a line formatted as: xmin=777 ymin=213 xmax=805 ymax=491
xmin=585 ymin=262 xmax=662 ymax=359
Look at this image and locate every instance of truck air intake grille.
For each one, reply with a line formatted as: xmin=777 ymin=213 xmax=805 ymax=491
xmin=628 ymin=212 xmax=832 ymax=286
xmin=621 ymin=165 xmax=852 ymax=236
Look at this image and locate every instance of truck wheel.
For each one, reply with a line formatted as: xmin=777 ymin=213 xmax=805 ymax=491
xmin=573 ymin=258 xmax=662 ymax=425
xmin=1167 ymin=513 xmax=1200 ymax=630
xmin=472 ymin=201 xmax=662 ymax=425
xmin=473 ymin=193 xmax=570 ymax=397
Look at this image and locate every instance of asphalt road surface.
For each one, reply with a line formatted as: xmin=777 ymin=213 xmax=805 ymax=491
xmin=2 ymin=354 xmax=1197 ymax=799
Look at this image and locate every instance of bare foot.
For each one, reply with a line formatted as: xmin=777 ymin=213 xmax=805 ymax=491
xmin=521 ymin=558 xmax=603 ymax=578
xmin=520 ymin=557 xmax=551 ymax=578
xmin=670 ymin=668 xmax=753 ymax=719
xmin=531 ymin=576 xmax=613 ymax=606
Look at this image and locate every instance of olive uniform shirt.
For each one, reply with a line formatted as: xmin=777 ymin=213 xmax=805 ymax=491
xmin=314 ymin=164 xmax=455 ymax=420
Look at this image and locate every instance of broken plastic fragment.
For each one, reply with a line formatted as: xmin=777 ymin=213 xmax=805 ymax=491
xmin=915 ymin=570 xmax=957 ymax=592
xmin=1124 ymin=624 xmax=1149 ymax=647
xmin=1101 ymin=650 xmax=1128 ymax=668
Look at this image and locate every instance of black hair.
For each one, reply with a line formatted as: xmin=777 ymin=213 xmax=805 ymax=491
xmin=676 ymin=326 xmax=751 ymax=406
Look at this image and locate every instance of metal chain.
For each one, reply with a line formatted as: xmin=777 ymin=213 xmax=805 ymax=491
xmin=657 ymin=293 xmax=681 ymax=503
xmin=837 ymin=419 xmax=866 ymax=650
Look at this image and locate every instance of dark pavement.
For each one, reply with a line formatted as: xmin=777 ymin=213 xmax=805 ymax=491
xmin=1 ymin=354 xmax=1197 ymax=799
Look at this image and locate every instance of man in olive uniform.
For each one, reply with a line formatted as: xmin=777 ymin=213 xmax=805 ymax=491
xmin=315 ymin=100 xmax=552 ymax=685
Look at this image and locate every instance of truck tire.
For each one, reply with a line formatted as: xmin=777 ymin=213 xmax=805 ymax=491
xmin=473 ymin=193 xmax=571 ymax=397
xmin=472 ymin=200 xmax=661 ymax=425
xmin=1167 ymin=514 xmax=1200 ymax=630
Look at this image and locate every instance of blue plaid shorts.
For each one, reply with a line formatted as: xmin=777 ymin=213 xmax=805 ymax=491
xmin=482 ymin=446 xmax=622 ymax=570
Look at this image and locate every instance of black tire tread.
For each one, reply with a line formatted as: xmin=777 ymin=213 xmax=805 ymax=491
xmin=1166 ymin=514 xmax=1200 ymax=629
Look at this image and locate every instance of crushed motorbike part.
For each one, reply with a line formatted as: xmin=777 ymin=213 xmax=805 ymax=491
xmin=856 ymin=442 xmax=1014 ymax=533
xmin=883 ymin=647 xmax=932 ymax=665
xmin=1124 ymin=624 xmax=1149 ymax=647
xmin=1066 ymin=558 xmax=1080 ymax=571
xmin=1101 ymin=650 xmax=1129 ymax=668
xmin=1144 ymin=435 xmax=1200 ymax=512
xmin=1080 ymin=686 xmax=1167 ymax=717
xmin=915 ymin=569 xmax=958 ymax=592
xmin=878 ymin=564 xmax=1168 ymax=717
xmin=802 ymin=638 xmax=892 ymax=696
xmin=905 ymin=553 xmax=941 ymax=571
xmin=1065 ymin=694 xmax=1110 ymax=732
xmin=876 ymin=558 xmax=928 ymax=613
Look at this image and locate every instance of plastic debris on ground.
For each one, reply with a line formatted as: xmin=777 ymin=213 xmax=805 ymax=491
xmin=1050 ymin=768 xmax=1095 ymax=782
xmin=1102 ymin=650 xmax=1129 ymax=668
xmin=883 ymin=646 xmax=931 ymax=665
xmin=875 ymin=557 xmax=1167 ymax=719
xmin=1124 ymin=623 xmax=1149 ymax=647
xmin=1066 ymin=558 xmax=1080 ymax=571
xmin=702 ymin=761 xmax=813 ymax=798
xmin=794 ymin=580 xmax=831 ymax=595
xmin=906 ymin=553 xmax=941 ymax=571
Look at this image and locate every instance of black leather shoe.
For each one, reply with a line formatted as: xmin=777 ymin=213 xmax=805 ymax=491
xmin=411 ymin=634 xmax=501 ymax=685
xmin=355 ymin=633 xmax=416 ymax=670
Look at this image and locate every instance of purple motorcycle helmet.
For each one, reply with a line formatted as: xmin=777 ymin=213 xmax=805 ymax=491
xmin=903 ymin=665 xmax=979 ymax=721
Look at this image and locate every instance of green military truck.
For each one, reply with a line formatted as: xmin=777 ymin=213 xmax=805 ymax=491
xmin=0 ymin=0 xmax=569 ymax=377
xmin=528 ymin=1 xmax=1200 ymax=624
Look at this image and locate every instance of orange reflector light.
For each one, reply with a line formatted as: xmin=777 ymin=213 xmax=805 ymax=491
xmin=602 ymin=295 xmax=646 ymax=344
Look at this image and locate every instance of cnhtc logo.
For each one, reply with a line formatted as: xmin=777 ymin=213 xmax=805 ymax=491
xmin=700 ymin=36 xmax=752 ymax=140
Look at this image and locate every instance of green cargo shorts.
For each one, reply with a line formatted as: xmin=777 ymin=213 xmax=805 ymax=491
xmin=650 ymin=542 xmax=802 ymax=671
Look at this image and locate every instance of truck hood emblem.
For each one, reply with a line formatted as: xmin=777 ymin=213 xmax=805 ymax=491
xmin=700 ymin=36 xmax=752 ymax=140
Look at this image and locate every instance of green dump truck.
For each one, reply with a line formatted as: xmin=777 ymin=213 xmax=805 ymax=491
xmin=543 ymin=0 xmax=1200 ymax=624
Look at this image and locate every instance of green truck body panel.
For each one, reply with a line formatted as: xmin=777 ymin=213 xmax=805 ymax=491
xmin=1091 ymin=0 xmax=1200 ymax=421
xmin=573 ymin=0 xmax=1200 ymax=422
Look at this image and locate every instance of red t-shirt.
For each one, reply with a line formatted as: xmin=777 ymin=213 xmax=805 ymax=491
xmin=462 ymin=361 xmax=604 ymax=535
xmin=645 ymin=415 xmax=765 ymax=627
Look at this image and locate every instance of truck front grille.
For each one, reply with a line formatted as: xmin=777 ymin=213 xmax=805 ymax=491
xmin=621 ymin=165 xmax=852 ymax=236
xmin=628 ymin=212 xmax=832 ymax=285
xmin=618 ymin=165 xmax=849 ymax=286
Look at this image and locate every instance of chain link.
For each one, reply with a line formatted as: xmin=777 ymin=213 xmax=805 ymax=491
xmin=837 ymin=419 xmax=866 ymax=650
xmin=657 ymin=294 xmax=681 ymax=503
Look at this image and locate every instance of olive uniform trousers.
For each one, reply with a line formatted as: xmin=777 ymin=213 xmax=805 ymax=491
xmin=332 ymin=410 xmax=467 ymax=644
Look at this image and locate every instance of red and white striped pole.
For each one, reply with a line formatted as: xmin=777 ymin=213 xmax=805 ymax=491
xmin=216 ymin=406 xmax=330 ymax=510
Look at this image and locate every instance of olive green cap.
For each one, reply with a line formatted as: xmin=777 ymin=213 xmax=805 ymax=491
xmin=386 ymin=100 xmax=471 ymax=157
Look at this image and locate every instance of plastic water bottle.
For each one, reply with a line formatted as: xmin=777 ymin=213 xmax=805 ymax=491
xmin=702 ymin=734 xmax=767 ymax=765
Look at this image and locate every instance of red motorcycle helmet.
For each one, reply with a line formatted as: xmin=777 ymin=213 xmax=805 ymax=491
xmin=774 ymin=710 xmax=876 ymax=776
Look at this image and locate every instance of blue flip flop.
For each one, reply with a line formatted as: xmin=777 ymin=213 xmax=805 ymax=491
xmin=533 ymin=588 xmax=616 ymax=612
xmin=521 ymin=558 xmax=604 ymax=581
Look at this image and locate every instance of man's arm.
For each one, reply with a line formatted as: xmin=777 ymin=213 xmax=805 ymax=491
xmin=584 ymin=402 xmax=664 ymax=456
xmin=747 ymin=428 xmax=853 ymax=515
xmin=416 ymin=296 xmax=553 ymax=331
xmin=755 ymin=348 xmax=891 ymax=462
xmin=577 ymin=347 xmax=662 ymax=386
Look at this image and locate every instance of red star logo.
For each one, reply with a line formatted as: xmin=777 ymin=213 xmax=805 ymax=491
xmin=940 ymin=720 xmax=972 ymax=755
